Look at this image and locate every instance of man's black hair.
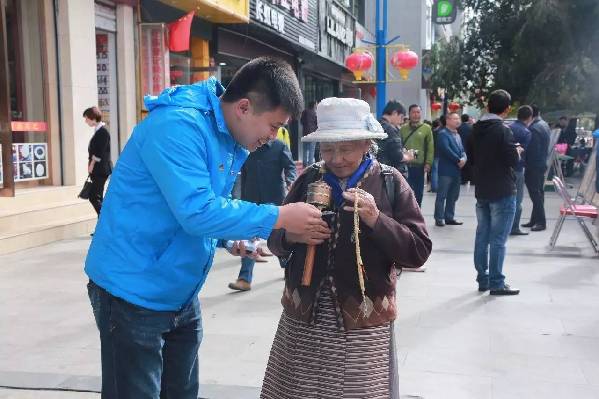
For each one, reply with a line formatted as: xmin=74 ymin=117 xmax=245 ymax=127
xmin=461 ymin=113 xmax=470 ymax=124
xmin=531 ymin=104 xmax=540 ymax=118
xmin=383 ymin=100 xmax=406 ymax=116
xmin=559 ymin=116 xmax=568 ymax=121
xmin=221 ymin=57 xmax=303 ymax=118
xmin=488 ymin=90 xmax=511 ymax=115
xmin=517 ymin=105 xmax=533 ymax=121
xmin=408 ymin=104 xmax=420 ymax=113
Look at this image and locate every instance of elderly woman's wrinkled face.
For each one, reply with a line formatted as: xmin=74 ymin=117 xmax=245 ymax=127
xmin=319 ymin=140 xmax=370 ymax=178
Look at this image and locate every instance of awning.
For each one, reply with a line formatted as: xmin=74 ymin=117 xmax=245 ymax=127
xmin=158 ymin=0 xmax=249 ymax=23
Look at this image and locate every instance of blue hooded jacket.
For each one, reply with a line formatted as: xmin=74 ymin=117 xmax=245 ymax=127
xmin=85 ymin=78 xmax=279 ymax=311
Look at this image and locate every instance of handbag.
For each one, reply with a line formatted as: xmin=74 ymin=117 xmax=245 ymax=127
xmin=78 ymin=175 xmax=93 ymax=200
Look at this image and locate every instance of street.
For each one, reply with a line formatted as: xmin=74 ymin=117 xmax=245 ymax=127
xmin=1 ymin=187 xmax=599 ymax=399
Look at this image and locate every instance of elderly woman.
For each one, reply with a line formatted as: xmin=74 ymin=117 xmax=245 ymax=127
xmin=261 ymin=98 xmax=432 ymax=399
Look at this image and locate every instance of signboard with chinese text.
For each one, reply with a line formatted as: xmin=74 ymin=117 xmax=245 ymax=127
xmin=141 ymin=23 xmax=170 ymax=103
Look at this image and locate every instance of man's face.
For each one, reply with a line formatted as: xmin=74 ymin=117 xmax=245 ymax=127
xmin=559 ymin=118 xmax=568 ymax=128
xmin=389 ymin=111 xmax=404 ymax=126
xmin=409 ymin=107 xmax=421 ymax=124
xmin=232 ymin=100 xmax=289 ymax=152
xmin=446 ymin=113 xmax=461 ymax=130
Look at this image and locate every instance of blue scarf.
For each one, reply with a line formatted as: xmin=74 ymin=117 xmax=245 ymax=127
xmin=323 ymin=155 xmax=373 ymax=208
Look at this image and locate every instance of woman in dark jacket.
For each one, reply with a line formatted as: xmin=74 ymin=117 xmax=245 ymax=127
xmin=261 ymin=98 xmax=432 ymax=399
xmin=83 ymin=106 xmax=112 ymax=216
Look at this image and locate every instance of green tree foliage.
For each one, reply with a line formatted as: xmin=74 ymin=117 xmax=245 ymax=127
xmin=433 ymin=0 xmax=599 ymax=113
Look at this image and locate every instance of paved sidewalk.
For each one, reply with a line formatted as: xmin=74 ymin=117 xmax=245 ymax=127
xmin=1 ymin=187 xmax=599 ymax=398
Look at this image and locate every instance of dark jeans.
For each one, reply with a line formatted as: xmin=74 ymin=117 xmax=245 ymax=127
xmin=434 ymin=175 xmax=460 ymax=222
xmin=474 ymin=196 xmax=516 ymax=290
xmin=525 ymin=166 xmax=546 ymax=227
xmin=87 ymin=280 xmax=203 ymax=399
xmin=511 ymin=170 xmax=525 ymax=232
xmin=89 ymin=174 xmax=108 ymax=216
xmin=407 ymin=165 xmax=425 ymax=207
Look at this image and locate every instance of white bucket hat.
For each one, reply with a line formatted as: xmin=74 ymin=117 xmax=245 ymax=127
xmin=301 ymin=97 xmax=387 ymax=143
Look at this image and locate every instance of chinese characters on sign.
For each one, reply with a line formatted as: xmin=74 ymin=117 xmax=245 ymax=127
xmin=96 ymin=34 xmax=111 ymax=128
xmin=255 ymin=0 xmax=310 ymax=34
xmin=141 ymin=24 xmax=170 ymax=98
xmin=10 ymin=122 xmax=48 ymax=132
xmin=256 ymin=0 xmax=286 ymax=33
xmin=326 ymin=4 xmax=353 ymax=46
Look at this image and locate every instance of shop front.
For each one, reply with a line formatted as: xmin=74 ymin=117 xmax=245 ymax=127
xmin=0 ymin=0 xmax=56 ymax=196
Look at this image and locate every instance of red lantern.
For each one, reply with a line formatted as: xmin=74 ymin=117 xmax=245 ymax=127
xmin=390 ymin=50 xmax=419 ymax=80
xmin=345 ymin=52 xmax=373 ymax=80
xmin=448 ymin=102 xmax=461 ymax=112
xmin=431 ymin=102 xmax=442 ymax=112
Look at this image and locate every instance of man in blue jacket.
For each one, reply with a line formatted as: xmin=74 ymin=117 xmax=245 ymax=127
xmin=434 ymin=112 xmax=467 ymax=226
xmin=85 ymin=57 xmax=331 ymax=399
xmin=509 ymin=105 xmax=533 ymax=236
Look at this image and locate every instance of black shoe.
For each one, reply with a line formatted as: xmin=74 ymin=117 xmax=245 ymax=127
xmin=531 ymin=224 xmax=546 ymax=232
xmin=521 ymin=222 xmax=534 ymax=228
xmin=490 ymin=284 xmax=520 ymax=296
xmin=510 ymin=229 xmax=529 ymax=236
xmin=435 ymin=220 xmax=445 ymax=227
xmin=445 ymin=220 xmax=463 ymax=225
xmin=478 ymin=285 xmax=489 ymax=292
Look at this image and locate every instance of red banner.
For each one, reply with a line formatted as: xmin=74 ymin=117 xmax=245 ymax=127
xmin=168 ymin=11 xmax=195 ymax=52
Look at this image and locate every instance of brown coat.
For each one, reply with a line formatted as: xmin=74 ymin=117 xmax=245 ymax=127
xmin=268 ymin=161 xmax=432 ymax=330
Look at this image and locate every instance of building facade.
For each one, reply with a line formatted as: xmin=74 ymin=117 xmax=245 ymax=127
xmin=0 ymin=0 xmax=368 ymax=253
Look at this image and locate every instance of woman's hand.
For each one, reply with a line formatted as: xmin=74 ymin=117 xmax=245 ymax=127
xmin=88 ymin=160 xmax=95 ymax=175
xmin=342 ymin=188 xmax=380 ymax=229
xmin=285 ymin=223 xmax=331 ymax=246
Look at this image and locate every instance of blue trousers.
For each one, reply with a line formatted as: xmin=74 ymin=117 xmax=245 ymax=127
xmin=473 ymin=196 xmax=516 ymax=290
xmin=434 ymin=174 xmax=460 ymax=222
xmin=87 ymin=280 xmax=202 ymax=399
xmin=407 ymin=165 xmax=425 ymax=207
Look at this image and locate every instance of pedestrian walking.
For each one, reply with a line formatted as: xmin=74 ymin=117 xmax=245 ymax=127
xmin=261 ymin=97 xmax=432 ymax=399
xmin=400 ymin=104 xmax=434 ymax=207
xmin=468 ymin=89 xmax=523 ymax=296
xmin=228 ymin=139 xmax=297 ymax=291
xmin=434 ymin=112 xmax=466 ymax=227
xmin=300 ymin=101 xmax=318 ymax=165
xmin=84 ymin=57 xmax=328 ymax=399
xmin=509 ymin=105 xmax=533 ymax=236
xmin=83 ymin=106 xmax=112 ymax=217
xmin=522 ymin=105 xmax=551 ymax=232
xmin=376 ymin=100 xmax=414 ymax=178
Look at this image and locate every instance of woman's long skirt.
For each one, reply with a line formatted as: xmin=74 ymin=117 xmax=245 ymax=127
xmin=260 ymin=282 xmax=400 ymax=399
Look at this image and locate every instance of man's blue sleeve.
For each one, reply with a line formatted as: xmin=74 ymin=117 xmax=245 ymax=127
xmin=139 ymin=111 xmax=279 ymax=240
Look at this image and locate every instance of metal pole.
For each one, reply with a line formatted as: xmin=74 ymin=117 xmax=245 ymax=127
xmin=375 ymin=0 xmax=386 ymax=118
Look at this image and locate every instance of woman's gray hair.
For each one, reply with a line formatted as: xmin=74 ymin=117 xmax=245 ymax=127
xmin=368 ymin=139 xmax=379 ymax=156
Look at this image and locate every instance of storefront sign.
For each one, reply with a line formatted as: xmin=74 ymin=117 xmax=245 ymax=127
xmin=247 ymin=0 xmax=317 ymax=55
xmin=140 ymin=23 xmax=170 ymax=99
xmin=325 ymin=4 xmax=353 ymax=46
xmin=256 ymin=0 xmax=286 ymax=33
xmin=96 ymin=33 xmax=112 ymax=126
xmin=10 ymin=121 xmax=47 ymax=132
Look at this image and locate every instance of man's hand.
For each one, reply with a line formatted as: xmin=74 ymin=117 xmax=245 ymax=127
xmin=424 ymin=163 xmax=431 ymax=173
xmin=402 ymin=149 xmax=415 ymax=163
xmin=226 ymin=240 xmax=265 ymax=260
xmin=275 ymin=202 xmax=328 ymax=236
xmin=458 ymin=159 xmax=466 ymax=169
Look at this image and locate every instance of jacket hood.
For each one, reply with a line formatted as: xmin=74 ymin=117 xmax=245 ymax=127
xmin=474 ymin=118 xmax=504 ymax=135
xmin=144 ymin=77 xmax=225 ymax=111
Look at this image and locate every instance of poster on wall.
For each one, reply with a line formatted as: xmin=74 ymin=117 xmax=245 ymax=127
xmin=0 ymin=143 xmax=49 ymax=183
xmin=96 ymin=33 xmax=111 ymax=129
xmin=140 ymin=23 xmax=170 ymax=104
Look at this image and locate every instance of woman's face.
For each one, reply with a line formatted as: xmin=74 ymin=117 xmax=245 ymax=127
xmin=84 ymin=117 xmax=96 ymax=128
xmin=319 ymin=140 xmax=370 ymax=178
